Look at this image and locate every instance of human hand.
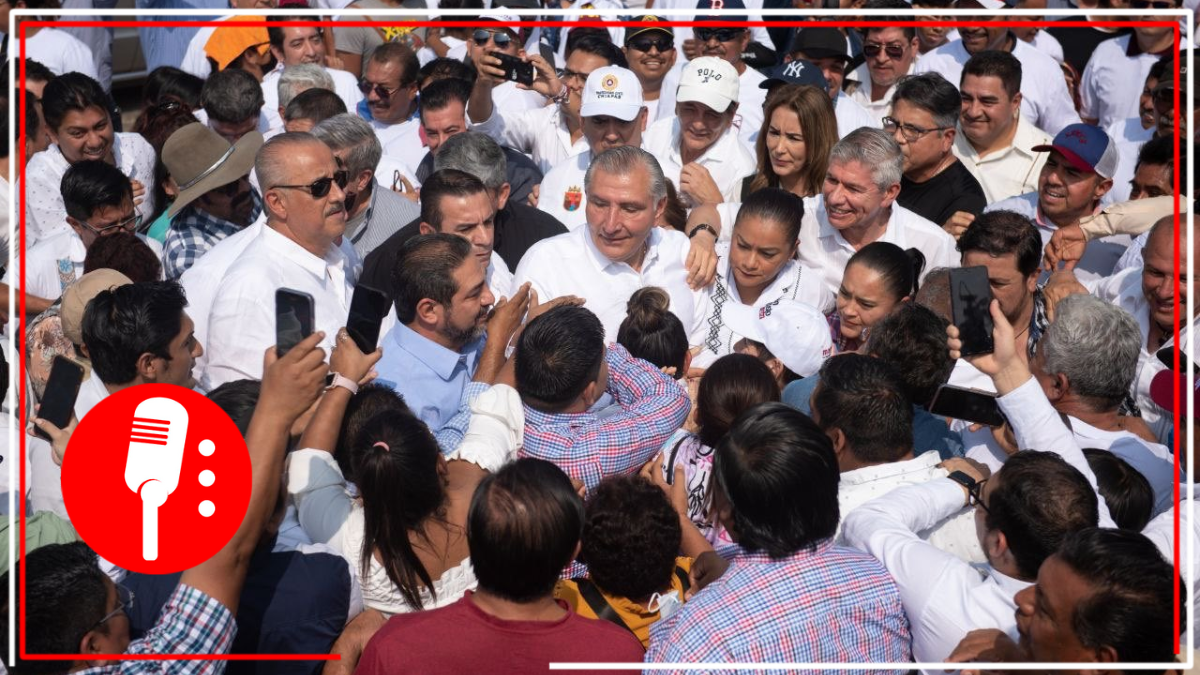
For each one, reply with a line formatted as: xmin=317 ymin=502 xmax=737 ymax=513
xmin=131 ymin=179 xmax=146 ymax=206
xmin=640 ymin=454 xmax=689 ymax=517
xmin=681 ymin=37 xmax=701 ymax=60
xmin=527 ymin=287 xmax=585 ymax=324
xmin=946 ymin=628 xmax=1028 ymax=671
xmin=29 ymin=405 xmax=79 ymax=466
xmin=528 ymin=183 xmax=540 ymax=208
xmin=391 ymin=172 xmax=419 ymax=202
xmin=687 ymin=550 xmax=730 ymax=599
xmin=487 ymin=282 xmax=533 ymax=346
xmin=938 ymin=456 xmax=992 ymax=483
xmin=259 ymin=332 xmax=329 ymax=424
xmin=329 ymin=327 xmax=384 ymax=384
xmin=1043 ymin=223 xmax=1086 ymax=272
xmin=684 ymin=225 xmax=718 ymax=290
xmin=1043 ymin=269 xmax=1088 ymax=322
xmin=943 ymin=211 xmax=975 ymax=240
xmin=524 ymin=52 xmax=562 ymax=97
xmin=679 ymin=163 xmax=723 ymax=207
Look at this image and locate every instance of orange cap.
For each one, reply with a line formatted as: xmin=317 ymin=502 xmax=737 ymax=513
xmin=204 ymin=18 xmax=271 ymax=71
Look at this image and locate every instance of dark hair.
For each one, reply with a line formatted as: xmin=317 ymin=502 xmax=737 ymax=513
xmin=419 ymin=77 xmax=472 ymax=124
xmin=1 ymin=543 xmax=108 ymax=675
xmin=41 ymin=72 xmax=109 ymax=132
xmin=1082 ymin=449 xmax=1154 ymax=532
xmin=845 ymin=241 xmax=924 ymax=302
xmin=391 ymin=233 xmax=473 ymax=323
xmin=861 ymin=0 xmax=916 ymax=38
xmin=336 ymin=384 xmax=410 ymax=482
xmin=468 ymin=458 xmax=585 ymax=602
xmin=696 ymin=354 xmax=780 ymax=448
xmin=957 ymin=209 xmax=1043 ymax=277
xmin=207 ymin=378 xmax=262 ymax=436
xmin=267 ymin=16 xmax=324 ymax=51
xmin=1055 ymin=527 xmax=1182 ymax=666
xmin=734 ymin=187 xmax=805 ymax=248
xmin=133 ymin=104 xmax=200 ymax=222
xmin=370 ymin=42 xmax=420 ymax=87
xmin=565 ymin=32 xmax=628 ymax=69
xmin=61 ymin=159 xmax=133 ymax=222
xmin=24 ymin=94 xmax=42 ymax=154
xmin=864 ymin=303 xmax=953 ymax=408
xmin=83 ymin=232 xmax=163 ymax=283
xmin=141 ymin=66 xmax=204 ymax=111
xmin=283 ymin=87 xmax=347 ymax=124
xmin=1149 ymin=53 xmax=1173 ymax=83
xmin=662 ymin=180 xmax=687 ymax=232
xmin=961 ymin=50 xmax=1022 ymax=99
xmin=914 ymin=266 xmax=953 ymax=323
xmin=616 ymin=287 xmax=688 ymax=376
xmin=1134 ymin=134 xmax=1186 ymax=193
xmin=201 ymin=68 xmax=265 ymax=124
xmin=713 ymin=403 xmax=839 ymax=557
xmin=21 ymin=58 xmax=56 ymax=87
xmin=580 ymin=475 xmax=681 ymax=600
xmin=419 ymin=169 xmax=489 ymax=230
xmin=417 ymin=56 xmax=478 ymax=90
xmin=986 ymin=450 xmax=1099 ymax=579
xmin=515 ymin=305 xmax=606 ymax=411
xmin=813 ymin=354 xmax=912 ymax=463
xmin=892 ymin=71 xmax=960 ymax=130
xmin=353 ymin=410 xmax=446 ymax=610
xmin=81 ymin=280 xmax=189 ymax=385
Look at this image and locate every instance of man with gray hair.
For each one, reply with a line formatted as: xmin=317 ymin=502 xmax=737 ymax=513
xmin=513 ymin=145 xmax=708 ymax=342
xmin=310 ymin=113 xmax=419 ymax=257
xmin=275 ymin=63 xmax=334 ymax=137
xmin=800 ymin=127 xmax=959 ymax=295
xmin=359 ymin=132 xmax=567 ymax=295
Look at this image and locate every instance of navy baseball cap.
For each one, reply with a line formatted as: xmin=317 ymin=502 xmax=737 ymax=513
xmin=695 ymin=0 xmax=748 ymax=24
xmin=760 ymin=59 xmax=830 ymax=93
xmin=1032 ymin=123 xmax=1120 ymax=180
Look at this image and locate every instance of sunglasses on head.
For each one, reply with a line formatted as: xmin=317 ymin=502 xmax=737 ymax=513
xmin=627 ymin=35 xmax=675 ymax=53
xmin=863 ymin=42 xmax=907 ymax=59
xmin=473 ymin=28 xmax=513 ymax=47
xmin=272 ymin=170 xmax=349 ymax=198
xmin=694 ymin=26 xmax=745 ymax=43
xmin=1132 ymin=0 xmax=1175 ymax=8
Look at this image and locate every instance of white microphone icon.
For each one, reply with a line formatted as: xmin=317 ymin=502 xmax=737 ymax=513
xmin=124 ymin=397 xmax=189 ymax=561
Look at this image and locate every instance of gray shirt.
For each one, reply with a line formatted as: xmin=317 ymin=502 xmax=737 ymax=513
xmin=346 ymin=177 xmax=421 ymax=258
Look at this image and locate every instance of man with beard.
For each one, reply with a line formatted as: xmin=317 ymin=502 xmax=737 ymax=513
xmin=161 ymin=123 xmax=263 ymax=280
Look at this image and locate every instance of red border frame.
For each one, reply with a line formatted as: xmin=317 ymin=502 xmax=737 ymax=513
xmin=13 ymin=14 xmax=1186 ymax=663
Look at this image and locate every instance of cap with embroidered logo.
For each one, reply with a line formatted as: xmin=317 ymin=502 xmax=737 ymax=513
xmin=676 ymin=56 xmax=740 ymax=113
xmin=725 ymin=300 xmax=834 ymax=378
xmin=1032 ymin=123 xmax=1120 ymax=180
xmin=759 ymin=59 xmax=830 ymax=93
xmin=625 ymin=15 xmax=674 ymax=42
xmin=581 ymin=66 xmax=645 ymax=121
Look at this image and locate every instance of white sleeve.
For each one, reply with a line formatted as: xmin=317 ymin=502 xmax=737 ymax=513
xmin=448 ymin=384 xmax=525 ymax=473
xmin=1078 ymin=56 xmax=1100 ymax=121
xmin=469 ymin=108 xmax=536 ymax=155
xmin=1036 ymin=72 xmax=1083 ymax=136
xmin=285 ymin=448 xmax=357 ymax=553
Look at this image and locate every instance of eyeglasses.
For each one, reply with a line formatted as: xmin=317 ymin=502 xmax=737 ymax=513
xmin=967 ymin=479 xmax=989 ymax=514
xmin=473 ymin=28 xmax=513 ymax=47
xmin=271 ymin=170 xmax=349 ymax=198
xmin=694 ymin=27 xmax=746 ymax=43
xmin=1132 ymin=0 xmax=1175 ymax=8
xmin=90 ymin=584 xmax=135 ymax=632
xmin=863 ymin=42 xmax=908 ymax=60
xmin=882 ymin=116 xmax=949 ymax=141
xmin=358 ymin=79 xmax=403 ymax=99
xmin=560 ymin=68 xmax=594 ymax=83
xmin=78 ymin=212 xmax=142 ymax=235
xmin=627 ymin=35 xmax=674 ymax=53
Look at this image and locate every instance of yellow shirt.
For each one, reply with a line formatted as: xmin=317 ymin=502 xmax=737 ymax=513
xmin=555 ymin=557 xmax=693 ymax=650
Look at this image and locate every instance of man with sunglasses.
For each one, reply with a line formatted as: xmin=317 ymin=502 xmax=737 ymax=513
xmin=786 ymin=27 xmax=880 ymax=138
xmin=847 ymin=21 xmax=921 ymax=126
xmin=622 ymin=18 xmax=677 ymax=124
xmin=203 ymin=133 xmax=354 ymax=388
xmin=465 ymin=12 xmax=550 ymax=116
xmin=678 ymin=0 xmax=768 ymax=146
xmin=358 ymin=42 xmax=424 ymax=176
xmin=259 ymin=16 xmax=363 ymax=137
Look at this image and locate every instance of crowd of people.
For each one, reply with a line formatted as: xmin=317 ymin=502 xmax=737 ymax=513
xmin=0 ymin=0 xmax=1193 ymax=671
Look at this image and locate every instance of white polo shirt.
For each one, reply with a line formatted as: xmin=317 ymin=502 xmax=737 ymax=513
xmin=260 ymin=64 xmax=364 ymax=138
xmin=913 ymin=37 xmax=1081 ymax=136
xmin=798 ymin=196 xmax=960 ymax=296
xmin=1080 ymin=34 xmax=1175 ymax=132
xmin=643 ymin=116 xmax=757 ymax=204
xmin=471 ymin=102 xmax=588 ymax=175
xmin=952 ymin=115 xmax=1052 ymax=204
xmin=537 ymin=149 xmax=592 ymax=231
xmin=202 ymin=225 xmax=354 ymax=389
xmin=512 ymin=225 xmax=707 ymax=343
xmin=847 ymin=61 xmax=917 ymax=126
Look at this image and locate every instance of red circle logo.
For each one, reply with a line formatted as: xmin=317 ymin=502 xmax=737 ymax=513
xmin=60 ymin=384 xmax=252 ymax=574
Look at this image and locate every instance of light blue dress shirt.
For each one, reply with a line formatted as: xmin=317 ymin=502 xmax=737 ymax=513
xmin=134 ymin=0 xmax=227 ymax=71
xmin=375 ymin=322 xmax=486 ymax=434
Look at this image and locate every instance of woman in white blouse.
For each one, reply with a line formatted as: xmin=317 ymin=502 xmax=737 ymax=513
xmin=287 ymin=330 xmax=524 ymax=616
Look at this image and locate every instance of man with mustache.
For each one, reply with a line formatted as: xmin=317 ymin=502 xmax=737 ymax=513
xmin=913 ymin=2 xmax=1080 ymax=136
xmin=357 ymin=42 xmax=424 ymax=176
xmin=202 ymin=132 xmax=355 ymax=388
xmin=847 ymin=18 xmax=922 ymax=125
xmin=161 ymin=123 xmax=264 ymax=280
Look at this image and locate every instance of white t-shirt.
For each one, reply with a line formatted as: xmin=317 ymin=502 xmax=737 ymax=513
xmin=25 ymin=28 xmax=99 ymax=80
xmin=1080 ymin=34 xmax=1175 ymax=132
xmin=261 ymin=65 xmax=365 ymax=138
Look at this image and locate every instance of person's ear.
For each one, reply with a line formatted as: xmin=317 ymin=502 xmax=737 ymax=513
xmin=1011 ymin=91 xmax=1023 ymax=115
xmin=164 ymin=175 xmax=179 ymax=200
xmin=414 ymin=297 xmax=443 ymax=327
xmin=66 ymin=216 xmax=86 ymax=238
xmin=881 ymin=181 xmax=902 ymax=207
xmin=1046 ymin=372 xmax=1070 ymax=402
xmin=941 ymin=126 xmax=956 ymax=152
xmin=269 ymin=44 xmax=285 ymax=65
xmin=418 ymin=221 xmax=437 ymax=236
xmin=827 ymin=425 xmax=848 ymax=457
xmin=263 ymin=188 xmax=288 ymax=220
xmin=653 ymin=195 xmax=667 ymax=228
xmin=135 ymin=352 xmax=160 ymax=382
xmin=638 ymin=107 xmax=648 ymax=132
xmin=496 ymin=182 xmax=512 ymax=211
xmin=1094 ymin=177 xmax=1113 ymax=201
xmin=581 ymin=379 xmax=601 ymax=408
xmin=765 ymin=356 xmax=785 ymax=382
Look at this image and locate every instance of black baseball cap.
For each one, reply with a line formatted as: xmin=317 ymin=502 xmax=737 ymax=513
xmin=788 ymin=27 xmax=852 ymax=62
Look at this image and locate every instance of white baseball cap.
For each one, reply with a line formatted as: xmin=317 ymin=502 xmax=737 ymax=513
xmin=726 ymin=300 xmax=834 ymax=378
xmin=580 ymin=66 xmax=645 ymax=121
xmin=676 ymin=56 xmax=740 ymax=113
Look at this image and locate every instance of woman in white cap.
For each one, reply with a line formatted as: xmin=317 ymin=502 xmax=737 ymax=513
xmin=830 ymin=241 xmax=924 ymax=353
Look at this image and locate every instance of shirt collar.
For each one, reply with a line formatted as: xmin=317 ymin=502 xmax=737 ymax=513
xmin=839 ymin=450 xmax=943 ymax=486
xmin=1126 ymin=33 xmax=1174 ymax=57
xmin=390 ymin=322 xmax=483 ymax=381
xmin=816 ymin=196 xmax=899 ymax=247
xmin=580 ymin=223 xmax=663 ymax=274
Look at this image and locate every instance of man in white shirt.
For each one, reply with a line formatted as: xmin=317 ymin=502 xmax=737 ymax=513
xmin=799 ymin=127 xmax=959 ymax=295
xmin=987 ymin=123 xmax=1127 ymax=283
xmin=642 ymin=56 xmax=756 ymax=207
xmin=26 ymin=73 xmax=157 ymax=244
xmin=357 ymin=42 xmax=423 ymax=176
xmin=1080 ymin=22 xmax=1181 ymax=131
xmin=261 ymin=18 xmax=363 ymax=136
xmin=203 ymin=133 xmax=354 ymax=388
xmin=847 ymin=23 xmax=920 ymax=125
xmin=622 ymin=17 xmax=678 ymax=124
xmin=952 ymin=50 xmax=1053 ymax=203
xmin=785 ymin=27 xmax=879 ymax=138
xmin=514 ymin=145 xmax=706 ymax=342
xmin=416 ymin=170 xmax=513 ymax=300
xmin=537 ymin=66 xmax=647 ymax=231
xmin=913 ymin=11 xmax=1080 ymax=135
xmin=469 ymin=32 xmax=625 ymax=173
xmin=690 ymin=0 xmax=767 ymax=146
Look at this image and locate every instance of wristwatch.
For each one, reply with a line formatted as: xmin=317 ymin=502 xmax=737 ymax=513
xmin=688 ymin=223 xmax=717 ymax=239
xmin=946 ymin=470 xmax=978 ymax=506
xmin=325 ymin=372 xmax=359 ymax=395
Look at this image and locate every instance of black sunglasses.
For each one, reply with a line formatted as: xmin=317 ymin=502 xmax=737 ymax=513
xmin=967 ymin=479 xmax=990 ymax=514
xmin=1132 ymin=0 xmax=1175 ymax=8
xmin=272 ymin=170 xmax=349 ymax=198
xmin=694 ymin=26 xmax=746 ymax=43
xmin=863 ymin=42 xmax=907 ymax=60
xmin=627 ymin=35 xmax=674 ymax=53
xmin=473 ymin=28 xmax=513 ymax=47
xmin=358 ymin=79 xmax=405 ymax=99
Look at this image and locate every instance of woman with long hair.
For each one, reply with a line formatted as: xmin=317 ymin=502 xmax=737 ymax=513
xmin=746 ymin=84 xmax=838 ymax=198
xmin=830 ymin=241 xmax=925 ymax=353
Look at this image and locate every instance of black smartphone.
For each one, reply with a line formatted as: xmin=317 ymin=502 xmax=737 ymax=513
xmin=1157 ymin=345 xmax=1196 ymax=373
xmin=490 ymin=51 xmax=534 ymax=86
xmin=37 ymin=357 xmax=84 ymax=440
xmin=276 ymin=288 xmax=315 ymax=358
xmin=950 ymin=266 xmax=995 ymax=357
xmin=346 ymin=285 xmax=389 ymax=354
xmin=928 ymin=384 xmax=1007 ymax=428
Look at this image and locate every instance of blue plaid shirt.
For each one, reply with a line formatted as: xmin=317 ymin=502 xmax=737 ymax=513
xmin=78 ymin=584 xmax=236 ymax=675
xmin=162 ymin=190 xmax=262 ymax=280
xmin=519 ymin=343 xmax=690 ymax=491
xmin=645 ymin=541 xmax=913 ymax=671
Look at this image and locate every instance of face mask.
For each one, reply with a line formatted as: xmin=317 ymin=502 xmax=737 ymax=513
xmin=646 ymin=589 xmax=682 ymax=619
